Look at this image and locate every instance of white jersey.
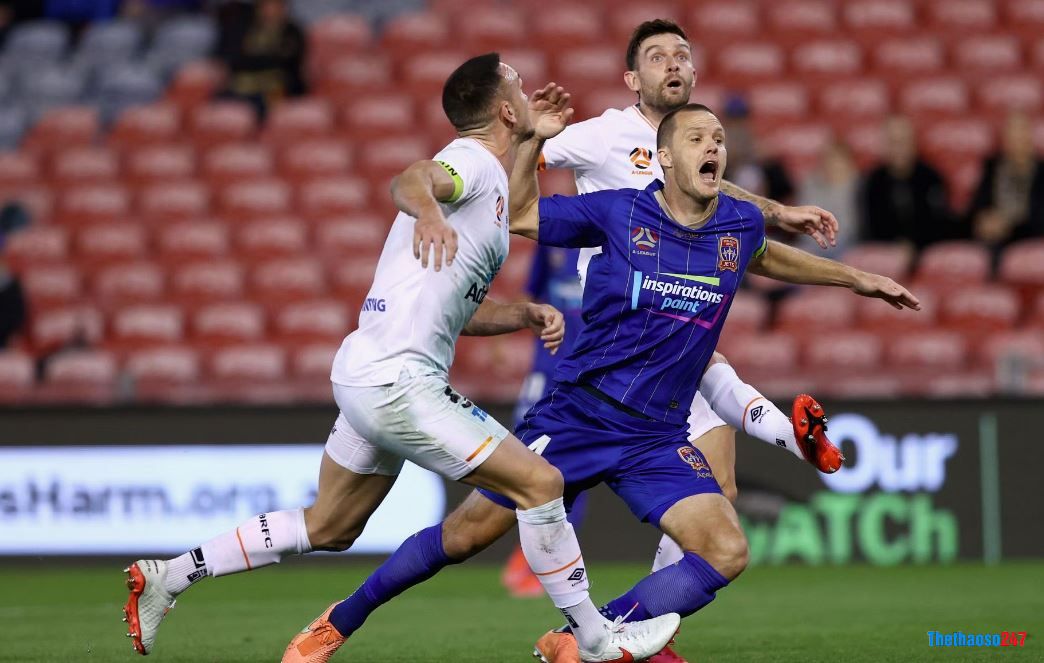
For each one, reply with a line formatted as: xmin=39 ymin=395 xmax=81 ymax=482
xmin=541 ymin=105 xmax=660 ymax=288
xmin=331 ymin=138 xmax=510 ymax=386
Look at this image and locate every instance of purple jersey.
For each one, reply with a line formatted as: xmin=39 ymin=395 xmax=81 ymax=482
xmin=525 ymin=245 xmax=584 ymax=375
xmin=538 ymin=180 xmax=767 ymax=425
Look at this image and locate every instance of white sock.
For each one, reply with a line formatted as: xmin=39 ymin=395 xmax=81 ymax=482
xmin=164 ymin=508 xmax=311 ymax=595
xmin=651 ymin=534 xmax=685 ymax=572
xmin=700 ymin=362 xmax=804 ymax=459
xmin=517 ymin=498 xmax=608 ymax=653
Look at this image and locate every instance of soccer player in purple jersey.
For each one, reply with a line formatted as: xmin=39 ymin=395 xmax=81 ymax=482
xmin=315 ymin=102 xmax=919 ymax=663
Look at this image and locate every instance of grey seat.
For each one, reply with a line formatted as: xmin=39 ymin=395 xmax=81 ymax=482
xmin=94 ymin=63 xmax=163 ymax=123
xmin=0 ymin=105 xmax=29 ymax=148
xmin=148 ymin=15 xmax=217 ymax=74
xmin=76 ymin=20 xmax=145 ymax=71
xmin=18 ymin=64 xmax=88 ymax=119
xmin=3 ymin=21 xmax=69 ymax=67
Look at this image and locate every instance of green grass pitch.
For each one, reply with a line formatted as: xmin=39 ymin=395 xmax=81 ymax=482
xmin=0 ymin=560 xmax=1041 ymax=662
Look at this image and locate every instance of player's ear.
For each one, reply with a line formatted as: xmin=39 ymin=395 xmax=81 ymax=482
xmin=499 ymin=99 xmax=517 ymax=127
xmin=657 ymin=146 xmax=672 ymax=169
xmin=623 ymin=70 xmax=640 ymax=94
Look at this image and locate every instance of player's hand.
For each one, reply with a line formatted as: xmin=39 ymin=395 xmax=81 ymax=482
xmin=413 ymin=205 xmax=457 ymax=271
xmin=851 ymin=272 xmax=921 ymax=311
xmin=768 ymin=204 xmax=839 ymax=250
xmin=528 ymin=82 xmax=574 ymax=140
xmin=524 ymin=303 xmax=565 ymax=354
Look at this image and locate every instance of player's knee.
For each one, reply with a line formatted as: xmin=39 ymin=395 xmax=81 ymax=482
xmin=713 ymin=528 xmax=749 ymax=580
xmin=721 ymin=480 xmax=738 ymax=504
xmin=440 ymin=519 xmax=485 ymax=560
xmin=303 ymin=507 xmax=362 ymax=552
xmin=515 ymin=461 xmax=564 ymax=509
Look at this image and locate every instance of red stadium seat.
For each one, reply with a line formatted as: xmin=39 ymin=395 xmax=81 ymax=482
xmin=0 ymin=351 xmax=34 ymax=391
xmin=899 ymin=77 xmax=970 ymax=118
xmin=3 ymin=225 xmax=68 ymax=270
xmin=399 ymin=50 xmax=470 ymax=96
xmin=58 ymin=184 xmax=131 ymax=225
xmin=358 ymin=136 xmax=431 ymax=182
xmin=382 ymin=12 xmax=450 ymax=54
xmin=952 ymin=35 xmax=1023 ymax=78
xmin=31 ymin=305 xmax=104 ymax=349
xmin=762 ymin=124 xmax=832 ymax=176
xmin=24 ymin=107 xmax=99 ymax=153
xmin=748 ymin=82 xmax=809 ymax=120
xmin=263 ymin=99 xmax=335 ymax=145
xmin=715 ymin=42 xmax=785 ymax=84
xmin=328 ymin=259 xmax=378 ymax=305
xmin=977 ymin=75 xmax=1044 ymax=114
xmin=857 ymin=291 xmax=938 ymax=332
xmin=250 ymin=258 xmax=326 ymax=304
xmin=998 ymin=239 xmax=1044 ymax=298
xmin=827 ymin=374 xmax=903 ymax=398
xmin=219 ymin=178 xmax=291 ymax=220
xmin=531 ymin=6 xmax=604 ymax=50
xmin=1005 ymin=0 xmax=1044 ymax=42
xmin=93 ymin=261 xmax=165 ymax=306
xmin=50 ymin=147 xmax=119 ymax=185
xmin=872 ymin=38 xmax=945 ymax=82
xmin=274 ymin=299 xmax=351 ymax=343
xmin=776 ymin=289 xmax=857 ymax=332
xmin=887 ymin=330 xmax=967 ymax=370
xmin=44 ymin=350 xmax=117 ymax=388
xmin=156 ymin=219 xmax=228 ymax=260
xmin=923 ymin=371 xmax=995 ymax=398
xmin=916 ymin=241 xmax=991 ymax=286
xmin=75 ymin=223 xmax=147 ymax=266
xmin=166 ymin=60 xmax=226 ymax=109
xmin=458 ymin=7 xmax=528 ymax=52
xmin=689 ymin=1 xmax=759 ymax=49
xmin=110 ymin=103 xmax=181 ymax=147
xmin=552 ymin=45 xmax=622 ymax=92
xmin=819 ymin=79 xmax=890 ymax=123
xmin=236 ymin=216 xmax=308 ymax=260
xmin=342 ymin=93 xmax=416 ymax=136
xmin=4 ymin=186 xmax=56 ymax=224
xmin=791 ymin=40 xmax=863 ymax=81
xmin=538 ymin=169 xmax=578 ymax=197
xmin=1029 ymin=291 xmax=1044 ymax=327
xmin=307 ymin=14 xmax=372 ymax=69
xmin=927 ymin=0 xmax=998 ymax=34
xmin=803 ymin=330 xmax=883 ymax=370
xmin=125 ymin=345 xmax=201 ymax=384
xmin=843 ymin=0 xmax=916 ymax=41
xmin=202 ymin=143 xmax=274 ymax=186
xmin=0 ymin=152 xmax=39 ymax=188
xmin=767 ymin=1 xmax=836 ymax=44
xmin=291 ymin=343 xmax=340 ymax=378
xmin=716 ymin=331 xmax=800 ymax=373
xmin=719 ymin=292 xmax=769 ymax=335
xmin=111 ymin=304 xmax=185 ymax=347
xmin=939 ymin=285 xmax=1021 ymax=333
xmin=313 ymin=213 xmax=388 ymax=257
xmin=278 ymin=141 xmax=351 ymax=182
xmin=297 ymin=176 xmax=369 ymax=218
xmin=192 ymin=301 xmax=266 ymax=346
xmin=921 ymin=118 xmax=995 ymax=168
xmin=841 ymin=243 xmax=913 ymax=281
xmin=171 ymin=260 xmax=245 ymax=303
xmin=978 ymin=329 xmax=1044 ymax=367
xmin=125 ymin=144 xmax=196 ymax=184
xmin=138 ymin=180 xmax=211 ymax=222
xmin=606 ymin=3 xmax=684 ymax=44
xmin=20 ymin=264 xmax=81 ymax=308
xmin=451 ymin=333 xmax=533 ymax=401
xmin=316 ymin=54 xmax=392 ymax=102
xmin=189 ymin=102 xmax=257 ymax=146
xmin=209 ymin=343 xmax=287 ymax=381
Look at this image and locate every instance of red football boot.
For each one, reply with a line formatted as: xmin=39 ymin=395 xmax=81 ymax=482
xmin=502 ymin=544 xmax=545 ymax=598
xmin=791 ymin=394 xmax=844 ymax=473
xmin=648 ymin=644 xmax=689 ymax=662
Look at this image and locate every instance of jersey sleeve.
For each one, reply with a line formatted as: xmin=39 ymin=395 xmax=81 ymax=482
xmin=540 ymin=118 xmax=611 ymax=174
xmin=525 ymin=245 xmax=552 ymax=301
xmin=431 ymin=143 xmax=491 ymax=204
xmin=748 ymin=205 xmax=768 ymax=262
xmin=537 ymin=190 xmax=618 ymax=248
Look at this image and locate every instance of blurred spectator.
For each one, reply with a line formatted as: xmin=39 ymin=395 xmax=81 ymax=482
xmin=722 ymin=95 xmax=795 ymax=205
xmin=0 ymin=0 xmax=43 ymax=45
xmin=861 ymin=116 xmax=955 ymax=250
xmin=797 ymin=139 xmax=861 ymax=256
xmin=0 ymin=206 xmax=28 ymax=348
xmin=216 ymin=0 xmax=305 ymax=120
xmin=968 ymin=112 xmax=1044 ymax=249
xmin=122 ymin=0 xmax=203 ymax=25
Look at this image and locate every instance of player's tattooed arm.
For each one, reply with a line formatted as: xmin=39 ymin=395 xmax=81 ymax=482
xmin=463 ymin=299 xmax=566 ymax=353
xmin=392 ymin=160 xmax=460 ymax=271
xmin=719 ymin=180 xmax=839 ymax=250
xmin=749 ymin=240 xmax=921 ymax=311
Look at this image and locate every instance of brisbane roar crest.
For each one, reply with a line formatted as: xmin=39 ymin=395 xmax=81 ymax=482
xmin=718 ymin=235 xmax=740 ymax=272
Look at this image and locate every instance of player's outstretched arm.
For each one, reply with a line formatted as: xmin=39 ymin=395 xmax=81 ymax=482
xmin=463 ymin=299 xmax=565 ymax=353
xmin=720 ymin=180 xmax=839 ymax=250
xmin=391 ymin=160 xmax=459 ymax=271
xmin=749 ymin=239 xmax=921 ymax=311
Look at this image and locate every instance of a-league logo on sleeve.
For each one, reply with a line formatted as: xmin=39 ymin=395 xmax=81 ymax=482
xmin=718 ymin=235 xmax=739 ymax=272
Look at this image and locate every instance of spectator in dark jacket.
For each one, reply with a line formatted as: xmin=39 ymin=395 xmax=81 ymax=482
xmin=968 ymin=112 xmax=1044 ymax=248
xmin=217 ymin=0 xmax=305 ymax=120
xmin=861 ymin=116 xmax=956 ymax=250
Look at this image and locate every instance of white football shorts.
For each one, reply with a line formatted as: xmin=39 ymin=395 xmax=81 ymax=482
xmin=686 ymin=392 xmax=729 ymax=442
xmin=325 ymin=365 xmax=510 ymax=480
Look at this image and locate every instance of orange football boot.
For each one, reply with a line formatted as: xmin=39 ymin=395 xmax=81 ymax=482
xmin=792 ymin=394 xmax=844 ymax=473
xmin=533 ymin=628 xmax=581 ymax=663
xmin=282 ymin=603 xmax=347 ymax=663
xmin=503 ymin=544 xmax=545 ymax=598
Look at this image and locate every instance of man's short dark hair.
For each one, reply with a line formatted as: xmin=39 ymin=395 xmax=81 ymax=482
xmin=442 ymin=52 xmax=504 ymax=131
xmin=626 ymin=19 xmax=688 ymax=70
xmin=657 ymin=103 xmax=716 ymax=149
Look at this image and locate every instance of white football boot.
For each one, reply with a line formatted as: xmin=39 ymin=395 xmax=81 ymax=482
xmin=580 ymin=611 xmax=681 ymax=662
xmin=123 ymin=560 xmax=176 ymax=655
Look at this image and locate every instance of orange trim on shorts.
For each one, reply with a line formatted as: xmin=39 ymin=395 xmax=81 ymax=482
xmin=533 ymin=553 xmax=583 ymax=577
xmin=235 ymin=527 xmax=252 ymax=570
xmin=466 ymin=435 xmax=494 ymax=462
xmin=741 ymin=397 xmax=765 ymax=434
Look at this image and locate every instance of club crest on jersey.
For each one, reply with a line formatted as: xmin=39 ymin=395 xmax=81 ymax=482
xmin=631 ymin=227 xmax=659 ymax=255
xmin=629 ymin=147 xmax=653 ymax=173
xmin=677 ymin=446 xmax=713 ymax=478
xmin=718 ymin=235 xmax=740 ymax=272
xmin=494 ymin=194 xmax=504 ymax=227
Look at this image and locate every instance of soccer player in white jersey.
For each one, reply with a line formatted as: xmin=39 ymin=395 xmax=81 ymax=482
xmin=121 ymin=54 xmax=680 ymax=663
xmin=535 ymin=19 xmax=846 ymax=602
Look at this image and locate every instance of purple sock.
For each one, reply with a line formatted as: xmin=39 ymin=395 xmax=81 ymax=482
xmin=329 ymin=524 xmax=459 ymax=636
xmin=600 ymin=552 xmax=729 ymax=622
